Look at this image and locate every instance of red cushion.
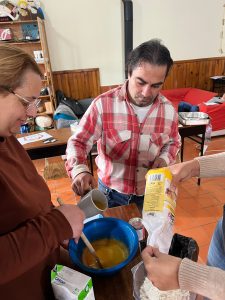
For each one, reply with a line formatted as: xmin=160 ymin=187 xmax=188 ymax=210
xmin=161 ymin=88 xmax=221 ymax=131
xmin=199 ymin=103 xmax=225 ymax=131
xmin=161 ymin=88 xmax=191 ymax=102
xmin=183 ymin=88 xmax=217 ymax=105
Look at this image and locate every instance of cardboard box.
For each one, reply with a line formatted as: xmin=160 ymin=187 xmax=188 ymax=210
xmin=51 ymin=264 xmax=95 ymax=300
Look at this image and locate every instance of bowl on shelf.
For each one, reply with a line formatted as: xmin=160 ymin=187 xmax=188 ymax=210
xmin=68 ymin=217 xmax=139 ymax=276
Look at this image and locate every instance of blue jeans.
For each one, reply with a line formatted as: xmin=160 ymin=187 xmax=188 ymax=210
xmin=178 ymin=101 xmax=199 ymax=112
xmin=207 ymin=217 xmax=225 ymax=269
xmin=204 ymin=211 xmax=225 ymax=300
xmin=98 ymin=179 xmax=144 ymax=212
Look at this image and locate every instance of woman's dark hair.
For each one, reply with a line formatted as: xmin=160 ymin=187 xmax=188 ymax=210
xmin=127 ymin=39 xmax=173 ymax=77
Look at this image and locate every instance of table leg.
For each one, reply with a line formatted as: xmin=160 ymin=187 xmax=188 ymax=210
xmin=180 ymin=137 xmax=184 ymax=162
xmin=197 ymin=131 xmax=206 ymax=185
xmin=89 ymin=152 xmax=94 ymax=175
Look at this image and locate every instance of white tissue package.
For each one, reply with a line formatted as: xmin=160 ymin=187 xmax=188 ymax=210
xmin=143 ymin=168 xmax=177 ymax=253
xmin=51 ymin=264 xmax=95 ymax=300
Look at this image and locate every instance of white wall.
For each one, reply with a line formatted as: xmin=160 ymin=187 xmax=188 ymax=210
xmin=40 ymin=0 xmax=225 ymax=85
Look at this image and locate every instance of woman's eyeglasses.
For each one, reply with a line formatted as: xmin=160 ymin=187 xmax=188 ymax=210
xmin=10 ymin=90 xmax=41 ymax=110
xmin=0 ymin=86 xmax=41 ymax=112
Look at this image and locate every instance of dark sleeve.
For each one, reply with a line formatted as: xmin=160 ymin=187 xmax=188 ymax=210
xmin=0 ymin=209 xmax=72 ymax=284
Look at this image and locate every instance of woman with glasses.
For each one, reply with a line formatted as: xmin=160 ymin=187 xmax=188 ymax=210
xmin=0 ymin=44 xmax=85 ymax=299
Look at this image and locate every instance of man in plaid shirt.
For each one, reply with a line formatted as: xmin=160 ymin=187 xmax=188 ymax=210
xmin=66 ymin=39 xmax=181 ymax=210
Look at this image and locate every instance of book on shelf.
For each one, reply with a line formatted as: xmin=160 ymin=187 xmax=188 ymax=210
xmin=178 ymin=112 xmax=210 ymax=125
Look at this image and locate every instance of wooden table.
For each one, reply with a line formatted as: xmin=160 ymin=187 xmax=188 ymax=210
xmin=60 ymin=204 xmax=142 ymax=300
xmin=80 ymin=204 xmax=141 ymax=300
xmin=59 ymin=204 xmax=204 ymax=300
xmin=17 ymin=125 xmax=206 ymax=179
xmin=16 ymin=128 xmax=71 ymax=160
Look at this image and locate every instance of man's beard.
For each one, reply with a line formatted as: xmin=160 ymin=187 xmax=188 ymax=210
xmin=134 ymin=94 xmax=156 ymax=106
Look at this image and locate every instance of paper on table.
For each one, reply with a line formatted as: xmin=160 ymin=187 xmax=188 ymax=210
xmin=204 ymin=97 xmax=223 ymax=105
xmin=17 ymin=132 xmax=53 ymax=145
xmin=204 ymin=102 xmax=219 ymax=106
xmin=210 ymin=75 xmax=225 ymax=80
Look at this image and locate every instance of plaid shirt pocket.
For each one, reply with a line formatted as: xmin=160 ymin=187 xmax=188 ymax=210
xmin=148 ymin=133 xmax=170 ymax=159
xmin=150 ymin=133 xmax=170 ymax=147
xmin=105 ymin=129 xmax=131 ymax=160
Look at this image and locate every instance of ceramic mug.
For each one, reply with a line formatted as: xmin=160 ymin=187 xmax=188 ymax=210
xmin=77 ymin=189 xmax=108 ymax=218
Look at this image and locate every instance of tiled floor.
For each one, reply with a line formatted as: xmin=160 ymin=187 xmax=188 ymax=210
xmin=33 ymin=136 xmax=225 ymax=264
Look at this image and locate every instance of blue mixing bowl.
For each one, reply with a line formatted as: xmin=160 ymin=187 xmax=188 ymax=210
xmin=69 ymin=217 xmax=139 ymax=276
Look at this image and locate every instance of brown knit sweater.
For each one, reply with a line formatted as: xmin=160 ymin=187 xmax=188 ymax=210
xmin=178 ymin=153 xmax=225 ymax=300
xmin=0 ymin=136 xmax=72 ymax=299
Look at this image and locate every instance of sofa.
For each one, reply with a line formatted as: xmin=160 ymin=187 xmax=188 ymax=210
xmin=161 ymin=88 xmax=225 ymax=135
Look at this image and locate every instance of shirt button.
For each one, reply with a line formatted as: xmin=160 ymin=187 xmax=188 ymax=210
xmin=140 ymin=132 xmax=143 ymax=135
xmin=136 ymin=169 xmax=139 ymax=172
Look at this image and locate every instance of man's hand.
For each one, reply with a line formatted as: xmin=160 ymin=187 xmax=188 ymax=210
xmin=141 ymin=246 xmax=181 ymax=291
xmin=72 ymin=172 xmax=97 ymax=196
xmin=152 ymin=157 xmax=167 ymax=169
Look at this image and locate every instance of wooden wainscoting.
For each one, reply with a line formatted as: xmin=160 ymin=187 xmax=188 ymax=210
xmin=52 ymin=57 xmax=225 ymax=99
xmin=53 ymin=68 xmax=101 ymax=100
xmin=100 ymin=85 xmax=120 ymax=94
xmin=163 ymin=56 xmax=225 ymax=90
xmin=100 ymin=56 xmax=225 ymax=93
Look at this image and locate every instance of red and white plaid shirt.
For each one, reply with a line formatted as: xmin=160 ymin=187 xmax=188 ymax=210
xmin=66 ymin=82 xmax=181 ymax=195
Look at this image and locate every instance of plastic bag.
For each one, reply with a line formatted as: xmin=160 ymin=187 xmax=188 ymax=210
xmin=142 ymin=168 xmax=177 ymax=253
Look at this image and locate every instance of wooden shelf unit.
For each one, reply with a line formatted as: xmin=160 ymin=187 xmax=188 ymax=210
xmin=0 ymin=17 xmax=56 ymax=118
